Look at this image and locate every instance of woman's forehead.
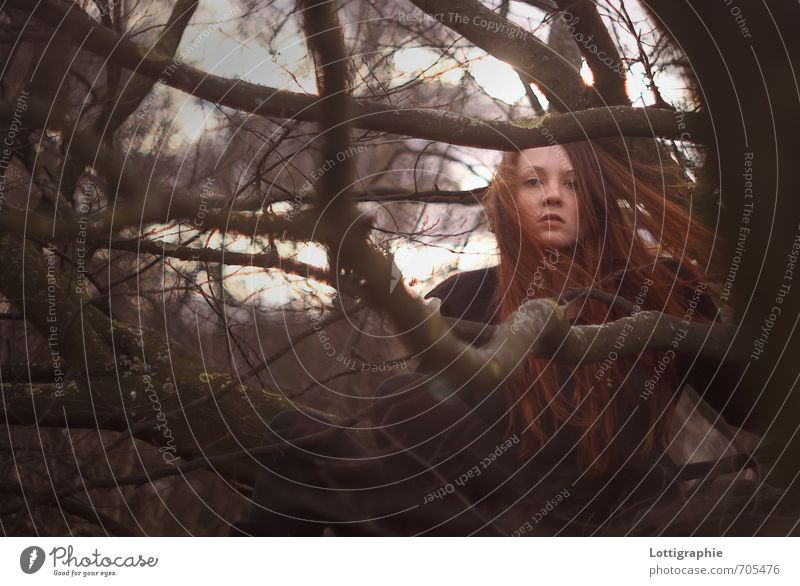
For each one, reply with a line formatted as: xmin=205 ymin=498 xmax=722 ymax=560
xmin=517 ymin=145 xmax=574 ymax=173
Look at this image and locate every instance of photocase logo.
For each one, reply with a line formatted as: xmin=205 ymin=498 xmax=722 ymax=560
xmin=19 ymin=546 xmax=46 ymax=574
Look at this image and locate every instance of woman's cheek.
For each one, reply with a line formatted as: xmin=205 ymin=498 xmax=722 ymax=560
xmin=568 ymin=207 xmax=580 ymax=241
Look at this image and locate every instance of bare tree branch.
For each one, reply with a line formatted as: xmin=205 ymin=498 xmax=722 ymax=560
xmin=105 ymin=238 xmax=356 ymax=296
xmin=0 ymin=3 xmax=706 ymax=150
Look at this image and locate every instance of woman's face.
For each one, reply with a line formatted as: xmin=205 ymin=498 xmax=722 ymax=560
xmin=516 ymin=145 xmax=580 ymax=251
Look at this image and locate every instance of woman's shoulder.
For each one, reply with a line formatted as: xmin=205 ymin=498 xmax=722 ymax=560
xmin=424 ymin=265 xmax=499 ymax=324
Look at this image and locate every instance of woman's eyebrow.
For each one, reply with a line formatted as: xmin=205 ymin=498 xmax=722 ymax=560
xmin=520 ymin=165 xmax=576 ymax=175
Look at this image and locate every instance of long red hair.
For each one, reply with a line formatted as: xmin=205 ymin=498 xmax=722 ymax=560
xmin=484 ymin=137 xmax=719 ymax=476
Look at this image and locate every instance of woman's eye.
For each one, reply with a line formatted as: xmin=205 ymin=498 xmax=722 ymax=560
xmin=525 ymin=178 xmax=542 ymax=186
xmin=565 ymin=181 xmax=577 ymax=190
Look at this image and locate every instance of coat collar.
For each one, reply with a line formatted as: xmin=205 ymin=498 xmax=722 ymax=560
xmin=424 ymin=265 xmax=499 ymax=325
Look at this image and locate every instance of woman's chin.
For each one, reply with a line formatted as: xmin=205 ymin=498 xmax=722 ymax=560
xmin=539 ymin=236 xmax=572 ymax=252
xmin=524 ymin=228 xmax=575 ymax=253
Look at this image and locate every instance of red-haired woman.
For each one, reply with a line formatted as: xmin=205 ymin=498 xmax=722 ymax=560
xmin=231 ymin=138 xmax=798 ymax=536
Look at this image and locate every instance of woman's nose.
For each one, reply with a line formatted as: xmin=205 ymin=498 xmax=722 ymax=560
xmin=542 ymin=184 xmax=563 ymax=206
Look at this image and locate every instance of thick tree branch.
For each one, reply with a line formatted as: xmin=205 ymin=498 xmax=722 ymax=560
xmin=102 ymin=0 xmax=199 ymax=133
xmin=552 ymin=0 xmax=629 ymax=106
xmin=56 ymin=0 xmax=200 ymax=208
xmin=0 ymin=3 xmax=706 ymax=150
xmin=408 ymin=0 xmax=590 ymax=111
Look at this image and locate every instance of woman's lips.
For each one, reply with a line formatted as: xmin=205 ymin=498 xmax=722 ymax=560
xmin=538 ymin=214 xmax=564 ymax=224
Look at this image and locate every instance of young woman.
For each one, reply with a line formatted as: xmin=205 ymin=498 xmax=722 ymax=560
xmin=231 ymin=137 xmax=798 ymax=536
